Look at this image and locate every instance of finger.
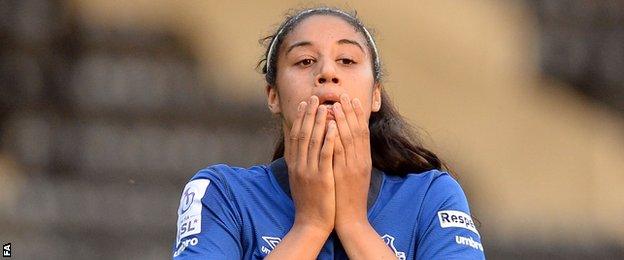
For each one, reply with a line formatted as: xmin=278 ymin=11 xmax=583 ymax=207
xmin=340 ymin=95 xmax=364 ymax=157
xmin=340 ymin=94 xmax=359 ymax=138
xmin=351 ymin=98 xmax=371 ymax=153
xmin=332 ymin=102 xmax=355 ymax=160
xmin=287 ymin=101 xmax=307 ymax=164
xmin=307 ymin=103 xmax=328 ymax=167
xmin=319 ymin=120 xmax=336 ymax=174
xmin=297 ymin=95 xmax=319 ymax=167
xmin=333 ymin=122 xmax=346 ymax=169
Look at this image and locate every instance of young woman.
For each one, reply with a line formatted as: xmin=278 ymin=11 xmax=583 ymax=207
xmin=173 ymin=7 xmax=485 ymax=259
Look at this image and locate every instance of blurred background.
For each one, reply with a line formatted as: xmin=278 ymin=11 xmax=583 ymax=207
xmin=0 ymin=0 xmax=623 ymax=259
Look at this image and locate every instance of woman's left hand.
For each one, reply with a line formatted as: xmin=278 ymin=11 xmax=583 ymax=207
xmin=331 ymin=94 xmax=373 ymax=230
xmin=331 ymin=94 xmax=400 ymax=259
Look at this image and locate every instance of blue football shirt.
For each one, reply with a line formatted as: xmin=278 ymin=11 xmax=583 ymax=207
xmin=173 ymin=158 xmax=485 ymax=259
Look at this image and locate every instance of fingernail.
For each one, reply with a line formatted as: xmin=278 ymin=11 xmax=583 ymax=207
xmin=329 ymin=120 xmax=336 ymax=127
xmin=341 ymin=93 xmax=349 ymax=102
xmin=298 ymin=102 xmax=305 ymax=111
xmin=333 ymin=102 xmax=342 ymax=112
xmin=318 ymin=105 xmax=325 ymax=112
xmin=311 ymin=95 xmax=319 ymax=105
xmin=352 ymin=98 xmax=361 ymax=108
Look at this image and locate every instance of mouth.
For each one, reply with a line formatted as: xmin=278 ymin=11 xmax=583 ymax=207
xmin=317 ymin=94 xmax=341 ymax=120
xmin=321 ymin=100 xmax=337 ymax=107
xmin=319 ymin=94 xmax=340 ymax=108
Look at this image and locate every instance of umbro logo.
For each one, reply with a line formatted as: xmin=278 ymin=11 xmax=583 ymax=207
xmin=260 ymin=236 xmax=282 ymax=255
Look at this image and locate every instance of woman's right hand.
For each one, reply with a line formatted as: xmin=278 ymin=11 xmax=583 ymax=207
xmin=284 ymin=95 xmax=337 ymax=234
xmin=264 ymin=95 xmax=337 ymax=259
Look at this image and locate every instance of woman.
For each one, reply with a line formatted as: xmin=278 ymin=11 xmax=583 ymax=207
xmin=173 ymin=7 xmax=485 ymax=259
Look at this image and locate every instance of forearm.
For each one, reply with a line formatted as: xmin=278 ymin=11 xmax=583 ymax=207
xmin=265 ymin=224 xmax=330 ymax=259
xmin=336 ymin=220 xmax=397 ymax=260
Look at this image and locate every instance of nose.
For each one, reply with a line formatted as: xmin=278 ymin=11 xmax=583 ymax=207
xmin=315 ymin=59 xmax=340 ymax=86
xmin=317 ymin=77 xmax=339 ymax=84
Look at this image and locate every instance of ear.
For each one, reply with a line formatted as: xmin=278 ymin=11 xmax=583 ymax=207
xmin=371 ymin=83 xmax=382 ymax=112
xmin=266 ymin=85 xmax=281 ymax=114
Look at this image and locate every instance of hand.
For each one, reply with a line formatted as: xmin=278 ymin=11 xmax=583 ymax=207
xmin=331 ymin=94 xmax=373 ymax=230
xmin=284 ymin=95 xmax=338 ymax=234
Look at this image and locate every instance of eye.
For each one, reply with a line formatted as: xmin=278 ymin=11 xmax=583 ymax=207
xmin=296 ymin=58 xmax=315 ymax=67
xmin=338 ymin=58 xmax=356 ymax=65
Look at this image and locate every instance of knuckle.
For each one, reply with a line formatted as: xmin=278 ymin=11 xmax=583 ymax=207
xmin=360 ymin=128 xmax=370 ymax=137
xmin=297 ymin=132 xmax=307 ymax=141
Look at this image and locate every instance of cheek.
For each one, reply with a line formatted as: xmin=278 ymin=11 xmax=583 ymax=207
xmin=345 ymin=72 xmax=375 ymax=109
xmin=276 ymin=74 xmax=313 ymax=123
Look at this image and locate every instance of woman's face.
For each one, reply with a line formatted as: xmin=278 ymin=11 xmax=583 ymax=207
xmin=267 ymin=15 xmax=381 ymax=130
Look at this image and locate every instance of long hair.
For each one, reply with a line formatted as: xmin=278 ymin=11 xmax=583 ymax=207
xmin=259 ymin=7 xmax=445 ymax=176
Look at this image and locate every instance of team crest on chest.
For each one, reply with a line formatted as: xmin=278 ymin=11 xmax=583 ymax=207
xmin=381 ymin=234 xmax=406 ymax=260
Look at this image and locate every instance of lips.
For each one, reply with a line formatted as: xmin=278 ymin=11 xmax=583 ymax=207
xmin=318 ymin=93 xmax=341 ymax=107
xmin=317 ymin=93 xmax=340 ymax=120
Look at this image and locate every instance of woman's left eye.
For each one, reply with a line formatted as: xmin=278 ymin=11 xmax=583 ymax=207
xmin=338 ymin=58 xmax=356 ymax=65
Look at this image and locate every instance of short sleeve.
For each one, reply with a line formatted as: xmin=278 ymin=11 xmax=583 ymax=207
xmin=415 ymin=174 xmax=485 ymax=259
xmin=172 ymin=170 xmax=243 ymax=259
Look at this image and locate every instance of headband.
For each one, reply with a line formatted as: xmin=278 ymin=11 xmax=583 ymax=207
xmin=265 ymin=8 xmax=380 ymax=78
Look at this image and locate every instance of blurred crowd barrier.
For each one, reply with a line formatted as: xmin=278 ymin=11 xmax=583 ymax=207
xmin=0 ymin=0 xmax=274 ymax=258
xmin=1 ymin=0 xmax=623 ymax=259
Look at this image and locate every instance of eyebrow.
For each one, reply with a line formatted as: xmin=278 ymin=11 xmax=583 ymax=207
xmin=337 ymin=39 xmax=365 ymax=53
xmin=285 ymin=38 xmax=365 ymax=55
xmin=285 ymin=41 xmax=312 ymax=55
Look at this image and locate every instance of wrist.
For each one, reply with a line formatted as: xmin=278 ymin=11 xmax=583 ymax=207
xmin=291 ymin=221 xmax=333 ymax=240
xmin=335 ymin=216 xmax=370 ymax=235
xmin=265 ymin=220 xmax=332 ymax=259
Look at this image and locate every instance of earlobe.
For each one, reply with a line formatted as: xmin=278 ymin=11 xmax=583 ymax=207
xmin=372 ymin=100 xmax=381 ymax=112
xmin=266 ymin=85 xmax=281 ymax=114
xmin=372 ymin=84 xmax=382 ymax=112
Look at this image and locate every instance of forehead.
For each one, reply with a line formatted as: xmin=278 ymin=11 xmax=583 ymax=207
xmin=282 ymin=15 xmax=369 ymax=52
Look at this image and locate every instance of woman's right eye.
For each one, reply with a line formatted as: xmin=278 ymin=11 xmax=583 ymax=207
xmin=296 ymin=58 xmax=315 ymax=67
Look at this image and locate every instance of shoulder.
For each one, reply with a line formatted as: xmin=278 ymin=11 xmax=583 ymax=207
xmin=384 ymin=169 xmax=464 ymax=199
xmin=379 ymin=169 xmax=472 ymax=224
xmin=411 ymin=170 xmax=466 ymax=202
xmin=409 ymin=170 xmax=480 ymax=236
xmin=401 ymin=169 xmax=471 ymax=214
xmin=189 ymin=163 xmax=270 ymax=186
xmin=190 ymin=163 xmax=269 ymax=181
xmin=387 ymin=169 xmax=474 ymax=227
xmin=182 ymin=163 xmax=273 ymax=202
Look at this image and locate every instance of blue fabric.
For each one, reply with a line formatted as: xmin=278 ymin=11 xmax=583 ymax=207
xmin=172 ymin=162 xmax=485 ymax=259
